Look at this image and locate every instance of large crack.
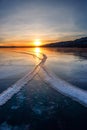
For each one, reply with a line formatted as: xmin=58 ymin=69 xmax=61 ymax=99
xmin=0 ymin=51 xmax=87 ymax=107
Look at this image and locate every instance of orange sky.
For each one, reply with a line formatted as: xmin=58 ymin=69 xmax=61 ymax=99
xmin=0 ymin=0 xmax=87 ymax=47
xmin=0 ymin=36 xmax=82 ymax=47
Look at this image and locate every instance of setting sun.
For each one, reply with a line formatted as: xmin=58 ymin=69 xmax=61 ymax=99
xmin=34 ymin=39 xmax=41 ymax=46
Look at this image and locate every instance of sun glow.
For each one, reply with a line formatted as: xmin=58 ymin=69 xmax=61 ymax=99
xmin=34 ymin=47 xmax=41 ymax=63
xmin=35 ymin=48 xmax=40 ymax=53
xmin=34 ymin=39 xmax=41 ymax=46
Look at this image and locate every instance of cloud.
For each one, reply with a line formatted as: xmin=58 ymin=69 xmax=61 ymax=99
xmin=0 ymin=0 xmax=87 ymax=45
xmin=0 ymin=38 xmax=5 ymax=43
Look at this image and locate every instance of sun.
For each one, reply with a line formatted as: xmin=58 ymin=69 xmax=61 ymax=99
xmin=34 ymin=39 xmax=41 ymax=46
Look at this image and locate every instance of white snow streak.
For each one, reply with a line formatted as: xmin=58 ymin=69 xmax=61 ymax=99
xmin=0 ymin=51 xmax=87 ymax=107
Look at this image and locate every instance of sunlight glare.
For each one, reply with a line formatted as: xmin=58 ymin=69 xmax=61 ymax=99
xmin=35 ymin=47 xmax=40 ymax=53
xmin=34 ymin=47 xmax=41 ymax=56
xmin=34 ymin=39 xmax=41 ymax=46
xmin=34 ymin=47 xmax=41 ymax=64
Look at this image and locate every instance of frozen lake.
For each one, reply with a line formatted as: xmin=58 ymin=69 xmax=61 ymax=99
xmin=0 ymin=47 xmax=87 ymax=130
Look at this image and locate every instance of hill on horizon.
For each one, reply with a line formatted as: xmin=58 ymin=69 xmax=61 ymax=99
xmin=43 ymin=37 xmax=87 ymax=48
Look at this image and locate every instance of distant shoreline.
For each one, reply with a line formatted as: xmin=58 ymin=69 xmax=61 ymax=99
xmin=0 ymin=46 xmax=87 ymax=48
xmin=0 ymin=36 xmax=87 ymax=48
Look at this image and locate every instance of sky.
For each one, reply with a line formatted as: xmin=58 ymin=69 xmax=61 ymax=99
xmin=0 ymin=0 xmax=87 ymax=46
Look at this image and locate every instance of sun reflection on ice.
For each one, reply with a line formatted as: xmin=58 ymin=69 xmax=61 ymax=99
xmin=35 ymin=48 xmax=41 ymax=54
xmin=34 ymin=47 xmax=41 ymax=64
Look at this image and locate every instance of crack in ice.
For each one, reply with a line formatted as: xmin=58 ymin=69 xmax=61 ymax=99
xmin=0 ymin=51 xmax=87 ymax=107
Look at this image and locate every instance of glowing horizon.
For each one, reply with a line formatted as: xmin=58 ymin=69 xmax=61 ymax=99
xmin=0 ymin=0 xmax=87 ymax=46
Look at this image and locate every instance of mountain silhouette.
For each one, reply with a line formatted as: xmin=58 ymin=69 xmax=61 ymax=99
xmin=43 ymin=37 xmax=87 ymax=48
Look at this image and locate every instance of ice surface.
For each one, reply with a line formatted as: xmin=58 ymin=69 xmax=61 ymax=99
xmin=0 ymin=51 xmax=87 ymax=107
